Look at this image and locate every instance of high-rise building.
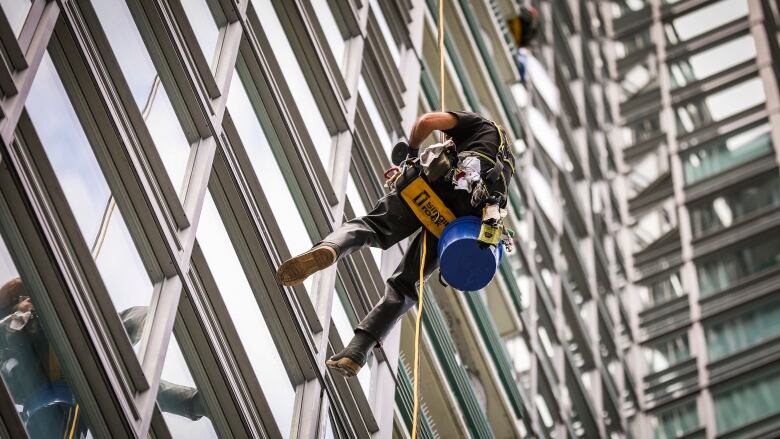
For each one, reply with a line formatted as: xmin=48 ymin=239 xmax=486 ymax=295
xmin=611 ymin=0 xmax=780 ymax=438
xmin=0 ymin=0 xmax=776 ymax=438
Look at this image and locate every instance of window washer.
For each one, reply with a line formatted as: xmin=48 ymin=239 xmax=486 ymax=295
xmin=276 ymin=111 xmax=515 ymax=377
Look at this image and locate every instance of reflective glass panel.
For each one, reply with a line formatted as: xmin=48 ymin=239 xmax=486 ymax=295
xmin=311 ymin=0 xmax=346 ymax=70
xmin=683 ymin=123 xmax=773 ymax=184
xmin=631 ymin=206 xmax=673 ymax=252
xmin=651 ymin=401 xmax=699 ymax=439
xmin=627 ymin=150 xmax=665 ymax=197
xmin=669 ymin=34 xmax=756 ymax=89
xmin=615 ymin=28 xmax=652 ymax=59
xmin=619 ymin=113 xmax=661 ymax=147
xmin=346 ymin=174 xmax=382 ymax=266
xmin=0 ymin=235 xmax=91 ymax=437
xmin=528 ymin=107 xmax=566 ymax=169
xmin=611 ymin=0 xmax=648 ymax=19
xmin=528 ymin=166 xmax=561 ymax=231
xmin=638 ymin=272 xmax=684 ymax=309
xmin=675 ymin=77 xmax=765 ymax=133
xmin=0 ymin=0 xmax=31 ymax=36
xmin=697 ymin=233 xmax=780 ymax=296
xmin=359 ymin=75 xmax=393 ymax=157
xmin=714 ymin=369 xmax=780 ymax=433
xmin=197 ymin=193 xmax=294 ymax=436
xmin=665 ymin=0 xmax=748 ymax=44
xmin=91 ymin=0 xmax=193 ymax=194
xmin=370 ymin=0 xmax=400 ymax=65
xmin=689 ymin=173 xmax=780 ymax=237
xmin=27 ymin=54 xmax=154 ymax=344
xmin=644 ymin=333 xmax=690 ymax=373
xmin=180 ymin=0 xmax=221 ymax=68
xmin=706 ymin=300 xmax=780 ymax=361
xmin=253 ymin=0 xmax=333 ymax=168
xmin=227 ymin=68 xmax=313 ymax=258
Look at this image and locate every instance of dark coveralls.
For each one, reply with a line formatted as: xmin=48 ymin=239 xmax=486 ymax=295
xmin=321 ymin=111 xmax=515 ymax=345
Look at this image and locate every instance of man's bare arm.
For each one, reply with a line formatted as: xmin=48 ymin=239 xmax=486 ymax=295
xmin=408 ymin=112 xmax=458 ymax=149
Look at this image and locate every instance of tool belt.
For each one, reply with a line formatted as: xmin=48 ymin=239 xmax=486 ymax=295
xmin=395 ymin=165 xmax=455 ymax=238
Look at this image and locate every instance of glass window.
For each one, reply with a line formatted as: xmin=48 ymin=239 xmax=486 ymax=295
xmin=689 ymin=173 xmax=780 ymax=237
xmin=252 ymin=0 xmax=333 ymax=168
xmin=614 ymin=28 xmax=652 ymax=59
xmin=619 ymin=113 xmax=661 ymax=147
xmin=706 ymin=301 xmax=780 ymax=361
xmin=669 ymin=34 xmax=756 ymax=89
xmin=370 ymin=0 xmax=400 ymax=65
xmin=0 ymin=0 xmax=31 ymax=36
xmin=528 ymin=107 xmax=567 ymax=170
xmin=611 ymin=0 xmax=648 ymax=19
xmin=651 ymin=401 xmax=700 ymax=439
xmin=631 ymin=206 xmax=673 ymax=252
xmin=683 ymin=123 xmax=773 ymax=184
xmin=359 ymin=75 xmax=393 ymax=157
xmin=528 ymin=166 xmax=561 ymax=231
xmin=345 ymin=174 xmax=382 ymax=266
xmin=644 ymin=333 xmax=690 ymax=373
xmin=675 ymin=77 xmax=765 ymax=134
xmin=713 ymin=369 xmax=780 ymax=433
xmin=665 ymin=0 xmax=748 ymax=44
xmin=0 ymin=235 xmax=91 ymax=437
xmin=627 ymin=149 xmax=666 ymax=197
xmin=91 ymin=0 xmax=194 ymax=194
xmin=697 ymin=233 xmax=780 ymax=296
xmin=159 ymin=334 xmax=217 ymax=436
xmin=180 ymin=0 xmax=222 ymax=68
xmin=620 ymin=62 xmax=657 ymax=103
xmin=26 ymin=54 xmax=155 ymax=348
xmin=638 ymin=272 xmax=684 ymax=309
xmin=504 ymin=335 xmax=531 ymax=394
xmin=197 ymin=193 xmax=294 ymax=436
xmin=226 ymin=67 xmax=313 ymax=262
xmin=526 ymin=54 xmax=560 ymax=114
xmin=311 ymin=0 xmax=346 ymax=70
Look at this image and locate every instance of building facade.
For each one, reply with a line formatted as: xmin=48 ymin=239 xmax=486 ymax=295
xmin=611 ymin=0 xmax=780 ymax=438
xmin=0 ymin=0 xmax=776 ymax=438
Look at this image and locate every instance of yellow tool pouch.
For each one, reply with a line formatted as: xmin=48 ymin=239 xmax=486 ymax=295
xmin=399 ymin=176 xmax=456 ymax=238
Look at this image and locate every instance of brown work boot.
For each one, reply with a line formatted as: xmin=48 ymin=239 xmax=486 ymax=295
xmin=276 ymin=244 xmax=337 ymax=286
xmin=326 ymin=330 xmax=376 ymax=378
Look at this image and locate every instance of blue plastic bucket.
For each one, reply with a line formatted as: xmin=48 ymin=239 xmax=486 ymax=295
xmin=437 ymin=216 xmax=504 ymax=291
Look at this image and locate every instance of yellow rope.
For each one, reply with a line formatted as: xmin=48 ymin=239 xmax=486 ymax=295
xmin=411 ymin=231 xmax=427 ymax=438
xmin=412 ymin=2 xmax=445 ymax=434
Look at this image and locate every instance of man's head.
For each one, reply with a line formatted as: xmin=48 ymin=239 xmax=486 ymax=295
xmin=507 ymin=6 xmax=540 ymax=48
xmin=0 ymin=278 xmax=33 ymax=314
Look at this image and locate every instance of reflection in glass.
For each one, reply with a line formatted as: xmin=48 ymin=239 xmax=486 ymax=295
xmin=631 ymin=206 xmax=673 ymax=252
xmin=651 ymin=401 xmax=699 ymax=439
xmin=697 ymin=234 xmax=780 ymax=296
xmin=27 ymin=54 xmax=154 ymax=338
xmin=713 ymin=369 xmax=780 ymax=433
xmin=669 ymin=34 xmax=756 ymax=89
xmin=197 ymin=193 xmax=294 ymax=436
xmin=610 ymin=0 xmax=647 ymax=19
xmin=619 ymin=113 xmax=660 ymax=147
xmin=370 ymin=0 xmax=400 ymax=65
xmin=706 ymin=300 xmax=780 ymax=361
xmin=528 ymin=107 xmax=566 ymax=170
xmin=620 ymin=62 xmax=656 ymax=103
xmin=227 ymin=68 xmax=313 ymax=258
xmin=627 ymin=150 xmax=666 ymax=197
xmin=312 ymin=0 xmax=346 ymax=69
xmin=614 ymin=28 xmax=652 ymax=59
xmin=252 ymin=0 xmax=333 ymax=167
xmin=675 ymin=77 xmax=765 ymax=134
xmin=91 ymin=0 xmax=193 ymax=193
xmin=683 ymin=123 xmax=773 ymax=184
xmin=0 ymin=0 xmax=31 ymax=36
xmin=526 ymin=53 xmax=560 ymax=114
xmin=644 ymin=333 xmax=690 ymax=373
xmin=638 ymin=272 xmax=683 ymax=309
xmin=0 ymin=238 xmax=90 ymax=438
xmin=665 ymin=0 xmax=748 ymax=44
xmin=180 ymin=0 xmax=221 ymax=67
xmin=689 ymin=173 xmax=780 ymax=237
xmin=359 ymin=75 xmax=393 ymax=156
xmin=528 ymin=166 xmax=561 ymax=231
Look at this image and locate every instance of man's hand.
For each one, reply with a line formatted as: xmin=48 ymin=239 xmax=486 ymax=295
xmin=14 ymin=297 xmax=34 ymax=314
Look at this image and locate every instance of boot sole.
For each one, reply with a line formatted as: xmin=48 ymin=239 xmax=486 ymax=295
xmin=277 ymin=246 xmax=336 ymax=286
xmin=326 ymin=357 xmax=362 ymax=378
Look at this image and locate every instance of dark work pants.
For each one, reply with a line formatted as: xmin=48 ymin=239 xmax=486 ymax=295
xmin=321 ymin=175 xmax=479 ymax=345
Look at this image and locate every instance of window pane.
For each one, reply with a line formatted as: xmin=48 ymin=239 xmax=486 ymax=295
xmin=252 ymin=0 xmax=333 ymax=168
xmin=311 ymin=0 xmax=346 ymax=70
xmin=644 ymin=333 xmax=690 ymax=373
xmin=706 ymin=300 xmax=780 ymax=361
xmin=675 ymin=77 xmax=765 ymax=134
xmin=665 ymin=0 xmax=748 ymax=44
xmin=359 ymin=75 xmax=393 ymax=157
xmin=91 ymin=0 xmax=193 ymax=193
xmin=159 ymin=334 xmax=217 ymax=436
xmin=197 ymin=193 xmax=294 ymax=436
xmin=697 ymin=233 xmax=780 ymax=296
xmin=226 ymin=67 xmax=313 ymax=259
xmin=669 ymin=34 xmax=756 ymax=89
xmin=528 ymin=107 xmax=567 ymax=169
xmin=689 ymin=173 xmax=780 ymax=237
xmin=345 ymin=174 xmax=381 ymax=266
xmin=627 ymin=150 xmax=665 ymax=197
xmin=638 ymin=272 xmax=684 ymax=309
xmin=683 ymin=123 xmax=773 ymax=184
xmin=631 ymin=206 xmax=673 ymax=252
xmin=0 ymin=236 xmax=91 ymax=437
xmin=180 ymin=0 xmax=221 ymax=68
xmin=0 ymin=0 xmax=31 ymax=36
xmin=651 ymin=401 xmax=699 ymax=439
xmin=714 ymin=369 xmax=780 ymax=433
xmin=26 ymin=54 xmax=155 ymax=346
xmin=370 ymin=0 xmax=400 ymax=65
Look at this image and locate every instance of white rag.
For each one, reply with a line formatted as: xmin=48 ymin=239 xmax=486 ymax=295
xmin=419 ymin=139 xmax=454 ymax=168
xmin=453 ymin=156 xmax=482 ymax=192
